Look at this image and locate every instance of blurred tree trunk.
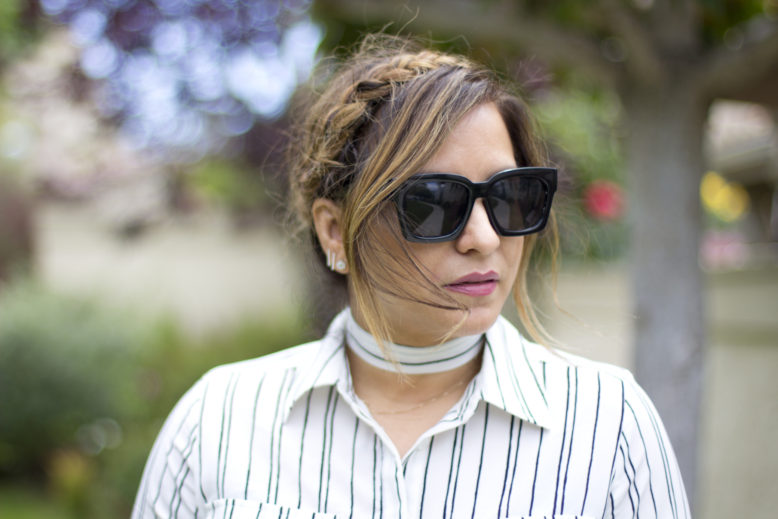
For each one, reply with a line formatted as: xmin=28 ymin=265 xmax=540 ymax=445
xmin=0 ymin=2 xmax=46 ymax=289
xmin=0 ymin=179 xmax=35 ymax=285
xmin=623 ymin=81 xmax=708 ymax=504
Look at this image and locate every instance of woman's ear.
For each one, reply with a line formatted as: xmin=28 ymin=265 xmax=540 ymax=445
xmin=312 ymin=198 xmax=349 ymax=274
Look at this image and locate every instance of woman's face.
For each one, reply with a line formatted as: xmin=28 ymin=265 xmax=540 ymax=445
xmin=354 ymin=102 xmax=525 ymax=346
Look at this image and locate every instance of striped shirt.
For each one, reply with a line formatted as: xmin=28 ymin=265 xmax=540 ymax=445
xmin=132 ymin=310 xmax=689 ymax=519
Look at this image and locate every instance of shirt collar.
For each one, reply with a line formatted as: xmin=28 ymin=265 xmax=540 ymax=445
xmin=478 ymin=315 xmax=552 ymax=429
xmin=283 ymin=310 xmax=552 ymax=430
xmin=283 ymin=309 xmax=351 ymax=421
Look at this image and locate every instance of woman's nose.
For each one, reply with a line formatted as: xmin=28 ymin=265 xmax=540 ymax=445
xmin=455 ymin=199 xmax=501 ymax=254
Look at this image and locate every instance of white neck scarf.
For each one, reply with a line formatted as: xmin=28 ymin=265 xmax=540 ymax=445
xmin=344 ymin=308 xmax=484 ymax=374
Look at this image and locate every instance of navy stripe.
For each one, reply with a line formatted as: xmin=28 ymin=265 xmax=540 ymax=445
xmin=272 ymin=372 xmax=293 ymax=502
xmin=636 ymin=388 xmax=681 ymax=518
xmin=296 ymin=390 xmax=314 ymax=508
xmin=521 ymin=339 xmax=548 ymax=405
xmin=323 ymin=391 xmax=340 ymax=512
xmin=626 ymin=400 xmax=658 ymax=516
xmin=528 ymin=427 xmax=545 ymax=515
xmin=220 ymin=374 xmax=240 ymax=498
xmin=484 ymin=341 xmax=510 ymax=411
xmin=317 ymin=387 xmax=335 ymax=510
xmin=149 ymin=400 xmax=200 ymax=513
xmin=170 ymin=433 xmax=197 ymax=517
xmin=500 ymin=340 xmax=536 ymax=422
xmin=372 ymin=434 xmax=378 ymax=519
xmin=603 ymin=380 xmax=626 ymax=519
xmin=621 ymin=431 xmax=641 ymax=515
xmin=197 ymin=381 xmax=209 ymax=502
xmin=419 ymin=436 xmax=434 ymax=517
xmin=560 ymin=366 xmax=579 ymax=513
xmin=506 ymin=420 xmax=524 ymax=517
xmin=470 ymin=405 xmax=489 ymax=518
xmin=349 ymin=417 xmax=360 ymax=519
xmin=552 ymin=366 xmax=572 ymax=514
xmin=581 ymin=373 xmax=601 ymax=514
xmin=245 ymin=376 xmax=265 ymax=498
xmin=442 ymin=427 xmax=459 ymax=518
xmin=216 ymin=373 xmax=238 ymax=498
xmin=497 ymin=415 xmax=516 ymax=516
xmin=619 ymin=443 xmax=637 ymax=515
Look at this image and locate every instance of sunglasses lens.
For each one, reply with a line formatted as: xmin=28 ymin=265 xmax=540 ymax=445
xmin=396 ymin=170 xmax=554 ymax=242
xmin=487 ymin=175 xmax=548 ymax=233
xmin=401 ymin=180 xmax=470 ymax=239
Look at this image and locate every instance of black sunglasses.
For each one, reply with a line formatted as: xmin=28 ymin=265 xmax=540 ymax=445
xmin=393 ymin=167 xmax=557 ymax=243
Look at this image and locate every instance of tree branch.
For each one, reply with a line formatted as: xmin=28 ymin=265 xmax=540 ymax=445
xmin=696 ymin=18 xmax=778 ymax=100
xmin=313 ymin=0 xmax=620 ymax=85
xmin=650 ymin=0 xmax=700 ymax=52
xmin=595 ymin=0 xmax=665 ymax=85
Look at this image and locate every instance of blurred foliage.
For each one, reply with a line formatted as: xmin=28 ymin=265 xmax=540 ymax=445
xmin=35 ymin=0 xmax=320 ymax=154
xmin=510 ymin=0 xmax=770 ymax=45
xmin=699 ymin=0 xmax=775 ymax=43
xmin=0 ymin=484 xmax=78 ymax=519
xmin=0 ymin=0 xmax=43 ymax=66
xmin=189 ymin=158 xmax=270 ymax=216
xmin=535 ymin=88 xmax=623 ymax=182
xmin=534 ymin=88 xmax=628 ymax=260
xmin=0 ymin=280 xmax=141 ymax=475
xmin=314 ymin=0 xmax=776 ymax=57
xmin=0 ymin=279 xmax=307 ymax=517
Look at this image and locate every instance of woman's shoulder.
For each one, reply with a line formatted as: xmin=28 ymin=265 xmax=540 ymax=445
xmin=485 ymin=316 xmax=648 ymax=422
xmin=166 ymin=338 xmax=342 ymax=428
xmin=519 ymin=332 xmax=669 ymax=446
xmin=536 ymin=340 xmax=660 ymax=425
xmin=492 ymin=315 xmax=635 ymax=383
xmin=551 ymin=346 xmax=635 ymax=384
xmin=201 ymin=339 xmax=327 ymax=384
xmin=494 ymin=316 xmax=646 ymax=408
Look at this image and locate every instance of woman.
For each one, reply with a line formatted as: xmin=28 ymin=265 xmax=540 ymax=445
xmin=132 ymin=36 xmax=689 ymax=518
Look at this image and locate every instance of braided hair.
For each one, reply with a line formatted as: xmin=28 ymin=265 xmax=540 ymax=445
xmin=288 ymin=34 xmax=556 ymax=346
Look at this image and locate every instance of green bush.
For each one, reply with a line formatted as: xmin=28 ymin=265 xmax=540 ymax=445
xmin=0 ymin=281 xmax=143 ymax=476
xmin=534 ymin=87 xmax=628 ymax=261
xmin=0 ymin=278 xmax=308 ymax=517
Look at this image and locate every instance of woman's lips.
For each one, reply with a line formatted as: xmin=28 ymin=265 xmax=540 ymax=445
xmin=445 ymin=271 xmax=499 ymax=296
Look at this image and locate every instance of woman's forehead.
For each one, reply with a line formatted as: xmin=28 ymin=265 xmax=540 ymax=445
xmin=418 ymin=103 xmax=516 ymax=183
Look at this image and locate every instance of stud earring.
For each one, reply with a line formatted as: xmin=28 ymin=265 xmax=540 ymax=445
xmin=327 ymin=249 xmax=346 ymax=272
xmin=326 ymin=250 xmax=346 ymax=273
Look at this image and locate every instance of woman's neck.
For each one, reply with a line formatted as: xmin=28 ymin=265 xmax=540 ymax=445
xmin=342 ymin=307 xmax=486 ymax=456
xmin=345 ymin=342 xmax=483 ymax=457
xmin=346 ymin=347 xmax=482 ymax=403
xmin=344 ymin=307 xmax=484 ymax=374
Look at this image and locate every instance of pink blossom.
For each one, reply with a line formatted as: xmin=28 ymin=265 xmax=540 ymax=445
xmin=584 ymin=180 xmax=624 ymax=221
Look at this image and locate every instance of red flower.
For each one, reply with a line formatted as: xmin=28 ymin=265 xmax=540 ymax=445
xmin=583 ymin=180 xmax=624 ymax=221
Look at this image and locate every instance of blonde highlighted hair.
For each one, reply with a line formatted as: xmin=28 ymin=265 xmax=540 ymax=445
xmin=288 ymin=34 xmax=557 ymax=346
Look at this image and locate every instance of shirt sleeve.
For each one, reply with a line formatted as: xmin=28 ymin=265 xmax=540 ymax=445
xmin=604 ymin=375 xmax=691 ymax=519
xmin=131 ymin=378 xmax=207 ymax=519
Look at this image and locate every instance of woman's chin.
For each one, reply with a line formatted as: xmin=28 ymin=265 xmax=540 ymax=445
xmin=420 ymin=306 xmax=502 ymax=343
xmin=456 ymin=308 xmax=502 ymax=337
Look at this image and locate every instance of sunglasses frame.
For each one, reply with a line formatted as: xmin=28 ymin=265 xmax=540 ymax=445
xmin=393 ymin=167 xmax=558 ymax=243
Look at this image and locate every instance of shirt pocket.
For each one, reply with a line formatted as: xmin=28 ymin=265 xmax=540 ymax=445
xmin=202 ymin=498 xmax=339 ymax=519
